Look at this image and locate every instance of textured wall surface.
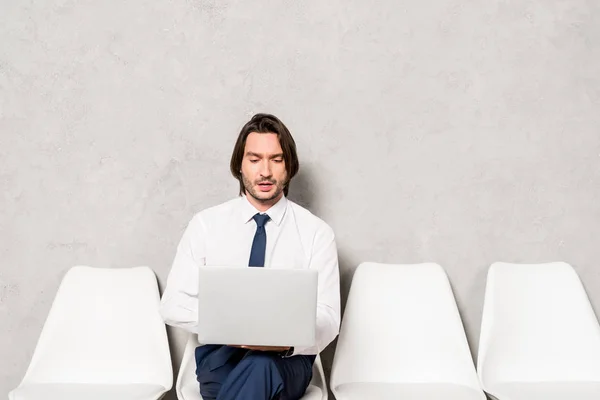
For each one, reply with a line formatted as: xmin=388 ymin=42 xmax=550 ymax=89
xmin=1 ymin=0 xmax=600 ymax=397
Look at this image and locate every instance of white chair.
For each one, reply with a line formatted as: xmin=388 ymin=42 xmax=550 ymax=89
xmin=477 ymin=262 xmax=600 ymax=400
xmin=176 ymin=334 xmax=328 ymax=399
xmin=330 ymin=262 xmax=485 ymax=400
xmin=9 ymin=266 xmax=173 ymax=400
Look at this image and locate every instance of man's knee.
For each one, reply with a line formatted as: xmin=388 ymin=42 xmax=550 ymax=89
xmin=238 ymin=352 xmax=281 ymax=373
xmin=215 ymin=352 xmax=285 ymax=400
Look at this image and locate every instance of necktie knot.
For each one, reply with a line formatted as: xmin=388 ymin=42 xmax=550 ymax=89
xmin=253 ymin=213 xmax=270 ymax=228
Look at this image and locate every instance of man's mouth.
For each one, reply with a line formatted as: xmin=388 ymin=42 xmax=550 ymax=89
xmin=257 ymin=182 xmax=274 ymax=191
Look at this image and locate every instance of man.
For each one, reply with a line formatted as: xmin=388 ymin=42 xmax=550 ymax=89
xmin=160 ymin=113 xmax=341 ymax=400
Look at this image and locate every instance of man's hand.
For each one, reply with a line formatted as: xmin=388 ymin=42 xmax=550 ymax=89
xmin=228 ymin=345 xmax=290 ymax=352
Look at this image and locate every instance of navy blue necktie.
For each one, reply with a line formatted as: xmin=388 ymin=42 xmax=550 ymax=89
xmin=249 ymin=213 xmax=270 ymax=267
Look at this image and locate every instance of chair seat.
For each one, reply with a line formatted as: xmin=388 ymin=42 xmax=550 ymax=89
xmin=180 ymin=381 xmax=322 ymax=400
xmin=333 ymin=382 xmax=484 ymax=400
xmin=489 ymin=381 xmax=600 ymax=400
xmin=9 ymin=383 xmax=167 ymax=400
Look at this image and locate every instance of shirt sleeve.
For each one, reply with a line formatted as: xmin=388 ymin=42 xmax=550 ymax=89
xmin=159 ymin=214 xmax=206 ymax=333
xmin=292 ymin=223 xmax=341 ymax=356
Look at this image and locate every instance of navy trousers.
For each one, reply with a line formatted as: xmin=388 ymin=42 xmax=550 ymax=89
xmin=195 ymin=345 xmax=315 ymax=400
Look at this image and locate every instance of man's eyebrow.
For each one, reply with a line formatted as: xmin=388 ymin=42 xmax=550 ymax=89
xmin=245 ymin=152 xmax=284 ymax=158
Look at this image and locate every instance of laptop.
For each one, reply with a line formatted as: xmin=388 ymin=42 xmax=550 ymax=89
xmin=197 ymin=266 xmax=318 ymax=347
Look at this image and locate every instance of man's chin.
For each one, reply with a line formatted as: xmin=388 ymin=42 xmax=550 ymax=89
xmin=249 ymin=190 xmax=281 ymax=203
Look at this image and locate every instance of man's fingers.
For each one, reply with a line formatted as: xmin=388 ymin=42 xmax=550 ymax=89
xmin=242 ymin=345 xmax=289 ymax=351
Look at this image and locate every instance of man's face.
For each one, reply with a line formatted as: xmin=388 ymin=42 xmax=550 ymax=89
xmin=241 ymin=132 xmax=288 ymax=206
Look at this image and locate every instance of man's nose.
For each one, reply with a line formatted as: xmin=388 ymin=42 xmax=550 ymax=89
xmin=259 ymin=160 xmax=272 ymax=177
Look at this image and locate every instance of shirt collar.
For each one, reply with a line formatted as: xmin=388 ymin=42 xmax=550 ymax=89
xmin=240 ymin=194 xmax=288 ymax=226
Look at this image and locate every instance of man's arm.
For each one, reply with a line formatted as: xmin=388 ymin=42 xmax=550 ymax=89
xmin=292 ymin=224 xmax=341 ymax=356
xmin=160 ymin=214 xmax=206 ymax=333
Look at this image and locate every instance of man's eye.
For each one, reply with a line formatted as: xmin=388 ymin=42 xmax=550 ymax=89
xmin=273 ymin=159 xmax=283 ymax=163
xmin=249 ymin=159 xmax=259 ymax=163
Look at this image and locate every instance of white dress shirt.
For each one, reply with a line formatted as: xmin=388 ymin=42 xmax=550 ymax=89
xmin=160 ymin=195 xmax=341 ymax=356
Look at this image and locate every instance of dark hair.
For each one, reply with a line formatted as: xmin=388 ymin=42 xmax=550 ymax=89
xmin=230 ymin=113 xmax=299 ymax=196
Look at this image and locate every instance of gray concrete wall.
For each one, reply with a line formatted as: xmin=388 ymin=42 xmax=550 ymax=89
xmin=1 ymin=0 xmax=599 ymax=397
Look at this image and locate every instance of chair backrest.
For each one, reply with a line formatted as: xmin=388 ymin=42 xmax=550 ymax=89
xmin=330 ymin=262 xmax=481 ymax=394
xmin=21 ymin=266 xmax=173 ymax=388
xmin=478 ymin=261 xmax=600 ymax=387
